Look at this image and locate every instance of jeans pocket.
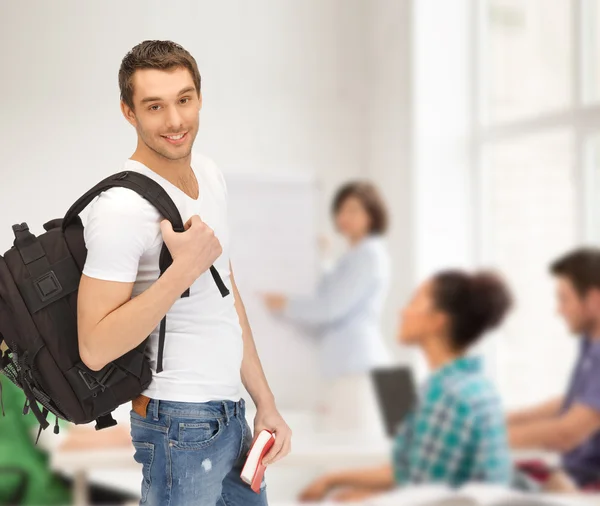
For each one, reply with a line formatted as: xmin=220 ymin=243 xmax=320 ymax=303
xmin=172 ymin=417 xmax=224 ymax=450
xmin=132 ymin=441 xmax=154 ymax=504
xmin=241 ymin=418 xmax=253 ymax=455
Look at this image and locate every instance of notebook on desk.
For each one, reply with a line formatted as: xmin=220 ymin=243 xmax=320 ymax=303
xmin=371 ymin=365 xmax=417 ymax=437
xmin=363 ymin=483 xmax=589 ymax=506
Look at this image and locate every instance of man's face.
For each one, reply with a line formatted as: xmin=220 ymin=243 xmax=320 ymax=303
xmin=123 ymin=67 xmax=201 ymax=161
xmin=556 ymin=277 xmax=594 ymax=335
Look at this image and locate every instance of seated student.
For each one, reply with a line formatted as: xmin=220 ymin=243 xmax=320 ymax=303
xmin=299 ymin=270 xmax=514 ymax=503
xmin=509 ymin=248 xmax=600 ymax=490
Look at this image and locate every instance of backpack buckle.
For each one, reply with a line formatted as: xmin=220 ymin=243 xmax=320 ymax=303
xmin=78 ymin=370 xmax=102 ymax=391
xmin=78 ymin=364 xmax=116 ymax=392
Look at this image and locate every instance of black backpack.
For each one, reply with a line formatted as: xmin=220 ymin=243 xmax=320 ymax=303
xmin=0 ymin=170 xmax=229 ymax=438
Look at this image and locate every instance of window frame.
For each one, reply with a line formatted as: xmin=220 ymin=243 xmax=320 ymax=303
xmin=468 ymin=0 xmax=600 ymax=405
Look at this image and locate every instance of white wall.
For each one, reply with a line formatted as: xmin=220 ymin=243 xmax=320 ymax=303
xmin=0 ymin=0 xmax=369 ymax=246
xmin=0 ymin=2 xmax=418 ymax=500
xmin=365 ymin=0 xmax=416 ymax=363
xmin=0 ymin=0 xmax=417 ymax=403
xmin=410 ymin=0 xmax=474 ymax=378
xmin=412 ymin=0 xmax=472 ymax=277
xmin=362 ymin=0 xmax=474 ymax=376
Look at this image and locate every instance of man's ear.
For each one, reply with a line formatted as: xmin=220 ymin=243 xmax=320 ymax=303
xmin=198 ymin=91 xmax=203 ymax=110
xmin=120 ymin=101 xmax=137 ymax=127
xmin=587 ymin=287 xmax=600 ymax=312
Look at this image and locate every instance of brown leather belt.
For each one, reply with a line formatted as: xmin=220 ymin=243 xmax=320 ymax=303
xmin=132 ymin=394 xmax=151 ymax=418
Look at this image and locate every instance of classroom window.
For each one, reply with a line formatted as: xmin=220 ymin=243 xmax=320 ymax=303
xmin=582 ymin=0 xmax=600 ymax=104
xmin=483 ymin=0 xmax=572 ymax=125
xmin=475 ymin=0 xmax=600 ymax=407
xmin=480 ymin=131 xmax=579 ymax=406
xmin=584 ymin=134 xmax=600 ymax=241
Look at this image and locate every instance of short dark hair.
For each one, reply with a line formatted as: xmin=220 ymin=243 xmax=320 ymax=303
xmin=432 ymin=270 xmax=513 ymax=352
xmin=119 ymin=40 xmax=201 ymax=111
xmin=331 ymin=181 xmax=389 ymax=235
xmin=550 ymin=247 xmax=600 ymax=297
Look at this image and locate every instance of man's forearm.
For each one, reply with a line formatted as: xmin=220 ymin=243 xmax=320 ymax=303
xmin=328 ymin=465 xmax=395 ymax=491
xmin=240 ymin=328 xmax=275 ymax=409
xmin=80 ymin=263 xmax=191 ymax=371
xmin=509 ymin=419 xmax=572 ymax=452
xmin=510 ymin=403 xmax=600 ymax=453
xmin=230 ymin=269 xmax=275 ymax=409
xmin=508 ymin=397 xmax=563 ymax=426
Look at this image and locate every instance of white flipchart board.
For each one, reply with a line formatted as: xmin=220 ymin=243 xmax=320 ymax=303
xmin=225 ymin=174 xmax=321 ymax=411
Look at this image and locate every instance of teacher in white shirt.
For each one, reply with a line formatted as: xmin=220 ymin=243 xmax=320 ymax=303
xmin=263 ymin=181 xmax=392 ymax=436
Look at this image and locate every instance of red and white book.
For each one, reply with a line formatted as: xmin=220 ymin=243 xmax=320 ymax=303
xmin=240 ymin=429 xmax=276 ymax=493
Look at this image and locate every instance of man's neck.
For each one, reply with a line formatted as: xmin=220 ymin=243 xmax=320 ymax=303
xmin=130 ymin=145 xmax=193 ymax=185
xmin=587 ymin=321 xmax=600 ymax=341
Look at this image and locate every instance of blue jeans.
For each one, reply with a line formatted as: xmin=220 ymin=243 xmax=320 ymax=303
xmin=130 ymin=398 xmax=268 ymax=506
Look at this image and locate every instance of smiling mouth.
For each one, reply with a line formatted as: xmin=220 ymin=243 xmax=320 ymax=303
xmin=162 ymin=132 xmax=188 ymax=144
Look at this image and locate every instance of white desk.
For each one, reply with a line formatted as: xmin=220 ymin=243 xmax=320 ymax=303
xmin=273 ymin=491 xmax=600 ymax=506
xmin=52 ymin=450 xmax=600 ymax=506
xmin=49 ymin=412 xmax=575 ymax=506
xmin=271 ymin=497 xmax=600 ymax=506
xmin=53 ymin=442 xmax=389 ymax=505
xmin=50 ymin=412 xmax=391 ymax=506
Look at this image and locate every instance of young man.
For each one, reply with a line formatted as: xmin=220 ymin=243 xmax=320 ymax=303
xmin=77 ymin=40 xmax=291 ymax=505
xmin=509 ymin=248 xmax=600 ymax=488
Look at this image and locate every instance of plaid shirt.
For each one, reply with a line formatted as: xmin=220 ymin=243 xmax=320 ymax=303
xmin=393 ymin=356 xmax=512 ymax=487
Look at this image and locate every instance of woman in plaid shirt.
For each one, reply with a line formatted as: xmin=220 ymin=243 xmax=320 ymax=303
xmin=300 ymin=270 xmax=513 ymax=502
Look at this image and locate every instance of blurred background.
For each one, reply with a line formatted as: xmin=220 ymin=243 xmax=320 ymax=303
xmin=0 ymin=0 xmax=597 ymax=504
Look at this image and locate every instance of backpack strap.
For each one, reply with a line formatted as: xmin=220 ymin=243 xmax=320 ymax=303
xmin=12 ymin=223 xmax=52 ymax=280
xmin=0 ymin=337 xmax=8 ymax=417
xmin=34 ymin=407 xmax=49 ymax=444
xmin=62 ymin=170 xmax=187 ymax=269
xmin=0 ymin=327 xmax=50 ymax=428
xmin=20 ymin=378 xmax=50 ymax=430
xmin=0 ymin=379 xmax=4 ymax=417
xmin=62 ymin=171 xmax=230 ymax=374
xmin=63 ymin=170 xmax=184 ymax=229
xmin=62 ymin=171 xmax=229 ymax=294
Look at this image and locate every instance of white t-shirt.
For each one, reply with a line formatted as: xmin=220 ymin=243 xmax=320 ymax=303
xmin=82 ymin=153 xmax=243 ymax=403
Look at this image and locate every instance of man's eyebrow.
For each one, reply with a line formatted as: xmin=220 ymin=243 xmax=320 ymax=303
xmin=141 ymin=96 xmax=162 ymax=104
xmin=141 ymin=87 xmax=196 ymax=104
xmin=178 ymin=86 xmax=196 ymax=96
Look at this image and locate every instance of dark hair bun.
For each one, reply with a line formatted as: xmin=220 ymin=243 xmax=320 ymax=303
xmin=432 ymin=269 xmax=513 ymax=351
xmin=469 ymin=271 xmax=513 ymax=333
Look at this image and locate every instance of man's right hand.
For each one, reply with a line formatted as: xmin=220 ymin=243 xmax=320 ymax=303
xmin=160 ymin=215 xmax=222 ymax=285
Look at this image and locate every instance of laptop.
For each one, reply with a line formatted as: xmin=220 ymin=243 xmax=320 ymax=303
xmin=371 ymin=365 xmax=417 ymax=437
